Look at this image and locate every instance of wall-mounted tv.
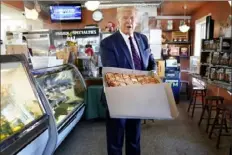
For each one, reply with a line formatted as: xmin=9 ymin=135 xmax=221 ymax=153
xmin=49 ymin=4 xmax=82 ymax=22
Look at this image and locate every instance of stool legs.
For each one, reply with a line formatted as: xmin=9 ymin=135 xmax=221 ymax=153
xmin=198 ymin=101 xmax=207 ymax=126
xmin=216 ymin=111 xmax=226 ymax=149
xmin=188 ymin=90 xmax=195 ymax=112
xmin=209 ymin=108 xmax=220 ymax=139
xmin=191 ymin=94 xmax=197 ymax=118
xmin=201 ymin=90 xmax=205 ymax=109
xmin=209 ymin=108 xmax=227 ymax=149
xmin=224 ymin=119 xmax=229 ymax=133
xmin=206 ymin=104 xmax=212 ymax=133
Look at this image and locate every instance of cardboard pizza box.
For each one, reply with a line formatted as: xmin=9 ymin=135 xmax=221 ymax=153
xmin=102 ymin=67 xmax=179 ymax=119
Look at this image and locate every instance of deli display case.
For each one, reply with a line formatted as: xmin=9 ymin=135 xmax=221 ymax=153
xmin=0 ymin=55 xmax=57 ymax=155
xmin=31 ymin=64 xmax=86 ymax=148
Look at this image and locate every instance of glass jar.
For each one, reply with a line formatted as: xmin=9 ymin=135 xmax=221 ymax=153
xmin=217 ymin=68 xmax=225 ymax=81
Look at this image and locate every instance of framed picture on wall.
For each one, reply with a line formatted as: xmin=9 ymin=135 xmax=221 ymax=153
xmin=180 ymin=46 xmax=189 ymax=56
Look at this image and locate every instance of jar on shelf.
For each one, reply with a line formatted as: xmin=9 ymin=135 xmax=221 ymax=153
xmin=220 ymin=53 xmax=229 ymax=65
xmin=229 ymin=53 xmax=232 ymax=66
xmin=225 ymin=69 xmax=232 ymax=83
xmin=211 ymin=52 xmax=220 ymax=65
xmin=210 ymin=68 xmax=217 ymax=80
xmin=217 ymin=68 xmax=225 ymax=81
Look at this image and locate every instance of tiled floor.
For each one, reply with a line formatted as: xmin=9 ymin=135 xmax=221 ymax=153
xmin=54 ymin=101 xmax=231 ymax=155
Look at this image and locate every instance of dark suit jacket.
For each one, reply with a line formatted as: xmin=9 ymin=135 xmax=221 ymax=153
xmin=100 ymin=31 xmax=156 ymax=107
xmin=100 ymin=31 xmax=156 ymax=71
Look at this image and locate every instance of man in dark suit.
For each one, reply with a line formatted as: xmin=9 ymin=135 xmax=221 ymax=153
xmin=100 ymin=7 xmax=156 ymax=155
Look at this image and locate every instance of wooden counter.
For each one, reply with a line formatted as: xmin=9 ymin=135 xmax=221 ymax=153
xmin=84 ymin=76 xmax=103 ymax=87
xmin=189 ymin=74 xmax=232 ymax=104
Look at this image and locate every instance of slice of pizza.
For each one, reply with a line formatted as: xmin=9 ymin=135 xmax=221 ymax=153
xmin=108 ymin=81 xmax=121 ymax=87
xmin=105 ymin=72 xmax=115 ymax=81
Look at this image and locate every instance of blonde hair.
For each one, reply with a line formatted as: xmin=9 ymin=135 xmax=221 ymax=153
xmin=116 ymin=6 xmax=138 ymax=20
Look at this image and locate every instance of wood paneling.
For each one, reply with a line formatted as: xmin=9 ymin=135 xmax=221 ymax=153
xmin=158 ymin=2 xmax=207 ymax=16
xmin=1 ymin=1 xmax=24 ymax=11
xmin=191 ymin=1 xmax=231 ymax=55
xmin=191 ymin=1 xmax=231 ymax=37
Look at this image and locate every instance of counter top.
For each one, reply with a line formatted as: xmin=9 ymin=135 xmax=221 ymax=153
xmin=83 ymin=76 xmax=103 ymax=80
xmin=190 ymin=73 xmax=232 ymax=92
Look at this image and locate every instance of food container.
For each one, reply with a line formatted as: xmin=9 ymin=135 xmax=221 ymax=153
xmin=211 ymin=52 xmax=220 ymax=65
xmin=217 ymin=68 xmax=225 ymax=81
xmin=210 ymin=68 xmax=217 ymax=80
xmin=102 ymin=67 xmax=179 ymax=119
xmin=225 ymin=69 xmax=232 ymax=83
xmin=220 ymin=53 xmax=229 ymax=65
xmin=229 ymin=53 xmax=232 ymax=66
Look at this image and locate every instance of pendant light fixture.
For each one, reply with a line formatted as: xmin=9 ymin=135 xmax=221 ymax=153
xmin=179 ymin=5 xmax=190 ymax=33
xmin=85 ymin=1 xmax=100 ymax=11
xmin=24 ymin=0 xmax=39 ymax=20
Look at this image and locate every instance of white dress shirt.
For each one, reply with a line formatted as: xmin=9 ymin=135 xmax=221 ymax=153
xmin=119 ymin=30 xmax=141 ymax=60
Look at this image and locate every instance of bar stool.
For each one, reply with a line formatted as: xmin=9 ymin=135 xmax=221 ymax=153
xmin=187 ymin=87 xmax=206 ymax=118
xmin=208 ymin=104 xmax=232 ymax=149
xmin=198 ymin=96 xmax=224 ymax=133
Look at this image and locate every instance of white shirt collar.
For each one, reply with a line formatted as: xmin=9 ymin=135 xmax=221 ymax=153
xmin=119 ymin=30 xmax=134 ymax=40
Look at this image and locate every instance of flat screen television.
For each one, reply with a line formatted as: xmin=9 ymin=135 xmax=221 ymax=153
xmin=49 ymin=4 xmax=82 ymax=22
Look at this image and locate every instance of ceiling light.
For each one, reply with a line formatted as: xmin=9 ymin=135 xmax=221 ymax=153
xmin=229 ymin=1 xmax=231 ymax=6
xmin=179 ymin=5 xmax=190 ymax=33
xmin=31 ymin=9 xmax=39 ymax=20
xmin=85 ymin=1 xmax=100 ymax=11
xmin=179 ymin=24 xmax=190 ymax=33
xmin=24 ymin=7 xmax=32 ymax=19
xmin=24 ymin=7 xmax=38 ymax=20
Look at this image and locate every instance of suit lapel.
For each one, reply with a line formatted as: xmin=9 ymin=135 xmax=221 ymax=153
xmin=115 ymin=31 xmax=133 ymax=69
xmin=134 ymin=33 xmax=146 ymax=70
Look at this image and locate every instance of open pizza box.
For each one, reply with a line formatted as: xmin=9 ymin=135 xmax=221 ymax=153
xmin=102 ymin=67 xmax=179 ymax=120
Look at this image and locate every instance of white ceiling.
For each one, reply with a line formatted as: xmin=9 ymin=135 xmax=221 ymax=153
xmin=1 ymin=3 xmax=25 ymax=20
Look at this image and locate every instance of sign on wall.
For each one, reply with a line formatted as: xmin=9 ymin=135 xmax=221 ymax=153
xmin=51 ymin=28 xmax=100 ymax=38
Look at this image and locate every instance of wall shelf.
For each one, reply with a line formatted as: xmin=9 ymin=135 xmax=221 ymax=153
xmin=163 ymin=41 xmax=191 ymax=45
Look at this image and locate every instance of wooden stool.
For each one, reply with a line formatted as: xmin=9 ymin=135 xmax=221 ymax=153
xmin=187 ymin=87 xmax=206 ymax=118
xmin=198 ymin=96 xmax=224 ymax=133
xmin=208 ymin=104 xmax=232 ymax=149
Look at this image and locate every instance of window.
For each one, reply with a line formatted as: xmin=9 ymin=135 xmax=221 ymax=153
xmin=194 ymin=17 xmax=206 ymax=56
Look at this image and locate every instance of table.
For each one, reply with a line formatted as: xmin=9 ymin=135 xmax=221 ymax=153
xmin=84 ymin=85 xmax=106 ymax=120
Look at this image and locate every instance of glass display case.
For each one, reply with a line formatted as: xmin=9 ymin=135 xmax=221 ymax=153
xmin=0 ymin=55 xmax=50 ymax=155
xmin=32 ymin=64 xmax=86 ymax=130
